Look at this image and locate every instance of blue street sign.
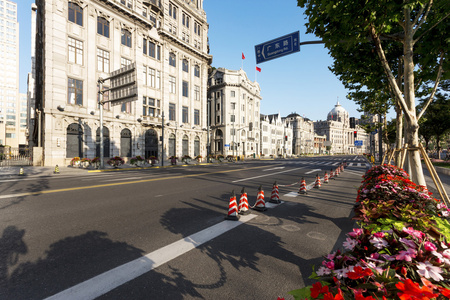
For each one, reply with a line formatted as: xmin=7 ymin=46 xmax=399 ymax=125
xmin=354 ymin=140 xmax=363 ymax=146
xmin=255 ymin=31 xmax=300 ymax=64
xmin=225 ymin=144 xmax=230 ymax=147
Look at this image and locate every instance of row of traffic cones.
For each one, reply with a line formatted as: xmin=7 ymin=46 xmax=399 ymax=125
xmin=226 ymin=183 xmax=281 ymax=220
xmin=298 ymin=163 xmax=346 ymax=194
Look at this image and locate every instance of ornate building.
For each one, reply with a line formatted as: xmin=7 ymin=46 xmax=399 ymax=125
xmin=260 ymin=113 xmax=293 ymax=157
xmin=284 ymin=113 xmax=315 ymax=155
xmin=207 ymin=68 xmax=261 ymax=158
xmin=32 ymin=0 xmax=211 ymax=166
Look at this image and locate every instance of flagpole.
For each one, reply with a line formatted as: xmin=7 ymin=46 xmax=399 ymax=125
xmin=255 ymin=67 xmax=257 ymax=82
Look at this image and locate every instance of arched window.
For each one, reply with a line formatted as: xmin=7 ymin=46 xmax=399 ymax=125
xmin=66 ymin=123 xmax=83 ymax=158
xmin=121 ymin=28 xmax=132 ymax=47
xmin=145 ymin=129 xmax=158 ymax=158
xmin=120 ymin=128 xmax=132 ymax=157
xmin=194 ymin=136 xmax=200 ymax=157
xmin=68 ymin=2 xmax=83 ymax=26
xmin=168 ymin=133 xmax=176 ymax=157
xmin=182 ymin=59 xmax=189 ymax=72
xmin=182 ymin=135 xmax=189 ymax=156
xmin=96 ymin=126 xmax=110 ymax=158
xmin=97 ymin=17 xmax=109 ymax=38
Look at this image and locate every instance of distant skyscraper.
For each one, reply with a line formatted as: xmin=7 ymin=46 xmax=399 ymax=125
xmin=0 ymin=0 xmax=23 ymax=148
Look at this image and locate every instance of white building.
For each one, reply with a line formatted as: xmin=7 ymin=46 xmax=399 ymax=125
xmin=260 ymin=113 xmax=293 ymax=157
xmin=314 ymin=101 xmax=370 ymax=154
xmin=284 ymin=112 xmax=315 ymax=155
xmin=32 ymin=0 xmax=211 ymax=166
xmin=208 ymin=68 xmax=261 ymax=158
xmin=0 ymin=0 xmax=22 ymax=148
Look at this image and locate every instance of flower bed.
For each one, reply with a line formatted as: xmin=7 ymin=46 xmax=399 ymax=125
xmin=287 ymin=164 xmax=450 ymax=300
xmin=130 ymin=155 xmax=145 ymax=166
xmin=107 ymin=156 xmax=124 ymax=168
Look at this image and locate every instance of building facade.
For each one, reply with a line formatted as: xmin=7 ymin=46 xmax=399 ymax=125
xmin=208 ymin=68 xmax=261 ymax=158
xmin=314 ymin=102 xmax=370 ymax=154
xmin=32 ymin=0 xmax=211 ymax=166
xmin=284 ymin=113 xmax=315 ymax=155
xmin=260 ymin=113 xmax=293 ymax=157
xmin=0 ymin=0 xmax=22 ymax=148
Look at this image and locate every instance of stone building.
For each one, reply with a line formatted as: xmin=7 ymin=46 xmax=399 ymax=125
xmin=207 ymin=68 xmax=261 ymax=158
xmin=32 ymin=0 xmax=211 ymax=166
xmin=260 ymin=113 xmax=293 ymax=157
xmin=284 ymin=113 xmax=315 ymax=155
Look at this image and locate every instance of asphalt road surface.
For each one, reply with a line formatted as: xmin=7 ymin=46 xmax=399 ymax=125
xmin=0 ymin=155 xmax=370 ymax=299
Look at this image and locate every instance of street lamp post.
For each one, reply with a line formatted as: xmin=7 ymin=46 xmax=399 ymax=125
xmin=161 ymin=111 xmax=164 ymax=167
xmin=98 ymin=78 xmax=105 ymax=169
xmin=207 ymin=98 xmax=211 ymax=162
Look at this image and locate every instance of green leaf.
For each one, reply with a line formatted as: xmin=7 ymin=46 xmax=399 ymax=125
xmin=288 ymin=287 xmax=312 ymax=300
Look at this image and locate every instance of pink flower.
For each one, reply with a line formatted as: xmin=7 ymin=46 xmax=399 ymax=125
xmin=396 ymin=248 xmax=417 ymax=262
xmin=424 ymin=241 xmax=437 ymax=252
xmin=348 ymin=228 xmax=363 ymax=238
xmin=343 ymin=238 xmax=357 ymax=250
xmin=317 ymin=266 xmax=331 ymax=276
xmin=402 ymin=227 xmax=424 ymax=240
xmin=333 ymin=268 xmax=348 ymax=279
xmin=369 ymin=236 xmax=388 ymax=249
xmin=325 ymin=261 xmax=335 ymax=270
xmin=416 ymin=261 xmax=444 ymax=281
xmin=373 ymin=232 xmax=385 ymax=238
xmin=399 ymin=237 xmax=416 ymax=249
xmin=326 ymin=251 xmax=337 ymax=260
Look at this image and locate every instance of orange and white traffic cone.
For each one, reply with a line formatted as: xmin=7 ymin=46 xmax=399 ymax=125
xmin=340 ymin=163 xmax=344 ymax=172
xmin=298 ymin=177 xmax=307 ymax=194
xmin=270 ymin=181 xmax=281 ymax=204
xmin=225 ymin=190 xmax=240 ymax=220
xmin=314 ymin=174 xmax=321 ymax=189
xmin=335 ymin=167 xmax=340 ymax=177
xmin=238 ymin=187 xmax=250 ymax=215
xmin=324 ymin=171 xmax=329 ymax=183
xmin=253 ymin=185 xmax=267 ymax=211
xmin=330 ymin=168 xmax=335 ymax=180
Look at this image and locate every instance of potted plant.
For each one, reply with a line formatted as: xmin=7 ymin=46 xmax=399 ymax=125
xmin=195 ymin=155 xmax=202 ymax=163
xmin=70 ymin=157 xmax=81 ymax=167
xmin=91 ymin=157 xmax=101 ymax=169
xmin=181 ymin=155 xmax=191 ymax=164
xmin=226 ymin=155 xmax=234 ymax=162
xmin=169 ymin=156 xmax=177 ymax=165
xmin=130 ymin=155 xmax=145 ymax=167
xmin=148 ymin=156 xmax=157 ymax=166
xmin=80 ymin=157 xmax=91 ymax=168
xmin=107 ymin=156 xmax=124 ymax=168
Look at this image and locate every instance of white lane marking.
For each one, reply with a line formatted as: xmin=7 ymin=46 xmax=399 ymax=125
xmin=232 ymin=167 xmax=304 ymax=183
xmin=265 ymin=201 xmax=284 ymax=208
xmin=101 ymin=177 xmax=144 ymax=182
xmin=344 ymin=170 xmax=365 ymax=176
xmin=305 ymin=169 xmax=321 ymax=174
xmin=264 ymin=167 xmax=285 ymax=171
xmin=45 ymin=214 xmax=257 ymax=300
xmin=284 ymin=191 xmax=298 ymax=197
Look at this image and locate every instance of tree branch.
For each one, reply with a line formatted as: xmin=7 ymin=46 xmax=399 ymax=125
xmin=417 ymin=51 xmax=444 ymax=120
xmin=414 ymin=10 xmax=450 ymax=44
xmin=369 ymin=25 xmax=413 ymax=123
xmin=411 ymin=0 xmax=430 ymax=35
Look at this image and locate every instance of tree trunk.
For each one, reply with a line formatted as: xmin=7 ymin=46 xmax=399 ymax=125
xmin=395 ymin=101 xmax=403 ymax=166
xmin=403 ymin=7 xmax=426 ymax=187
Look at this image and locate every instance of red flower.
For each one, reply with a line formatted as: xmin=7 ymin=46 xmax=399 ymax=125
xmin=347 ymin=266 xmax=373 ymax=280
xmin=355 ymin=295 xmax=376 ymax=300
xmin=323 ymin=292 xmax=344 ymax=300
xmin=310 ymin=282 xmax=329 ymax=298
xmin=396 ymin=279 xmax=439 ymax=300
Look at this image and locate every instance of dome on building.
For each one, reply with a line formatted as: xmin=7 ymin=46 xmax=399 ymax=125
xmin=327 ymin=101 xmax=349 ymax=123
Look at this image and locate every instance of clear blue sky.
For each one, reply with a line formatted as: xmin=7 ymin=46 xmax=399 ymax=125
xmin=16 ymin=0 xmax=393 ymax=121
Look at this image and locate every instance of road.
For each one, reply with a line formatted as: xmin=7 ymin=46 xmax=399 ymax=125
xmin=0 ymin=156 xmax=370 ymax=299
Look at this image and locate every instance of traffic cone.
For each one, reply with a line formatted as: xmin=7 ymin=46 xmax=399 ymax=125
xmin=54 ymin=165 xmax=60 ymax=174
xmin=314 ymin=174 xmax=321 ymax=188
xmin=340 ymin=163 xmax=344 ymax=172
xmin=225 ymin=190 xmax=240 ymax=221
xmin=270 ymin=181 xmax=280 ymax=204
xmin=19 ymin=166 xmax=24 ymax=176
xmin=298 ymin=177 xmax=307 ymax=194
xmin=330 ymin=168 xmax=335 ymax=180
xmin=238 ymin=187 xmax=250 ymax=215
xmin=324 ymin=171 xmax=329 ymax=183
xmin=253 ymin=185 xmax=267 ymax=211
xmin=335 ymin=167 xmax=340 ymax=177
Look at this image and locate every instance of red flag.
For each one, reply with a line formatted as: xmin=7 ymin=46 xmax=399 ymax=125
xmin=256 ymin=66 xmax=261 ymax=72
xmin=242 ymin=52 xmax=245 ymax=60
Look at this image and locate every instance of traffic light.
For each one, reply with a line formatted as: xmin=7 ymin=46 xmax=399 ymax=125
xmin=354 ymin=131 xmax=357 ymax=138
xmin=285 ymin=136 xmax=288 ymax=141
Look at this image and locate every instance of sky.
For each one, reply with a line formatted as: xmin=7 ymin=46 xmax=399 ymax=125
xmin=16 ymin=0 xmax=393 ymax=122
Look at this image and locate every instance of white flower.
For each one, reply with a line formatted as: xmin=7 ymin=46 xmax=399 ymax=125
xmin=369 ymin=236 xmax=388 ymax=249
xmin=416 ymin=261 xmax=444 ymax=281
xmin=316 ymin=266 xmax=331 ymax=276
xmin=343 ymin=237 xmax=357 ymax=250
xmin=333 ymin=268 xmax=348 ymax=279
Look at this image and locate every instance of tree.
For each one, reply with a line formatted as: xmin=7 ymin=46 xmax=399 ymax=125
xmin=297 ymin=0 xmax=450 ymax=186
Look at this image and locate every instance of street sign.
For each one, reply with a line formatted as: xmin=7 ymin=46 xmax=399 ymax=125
xmin=225 ymin=144 xmax=230 ymax=147
xmin=354 ymin=140 xmax=363 ymax=146
xmin=107 ymin=63 xmax=138 ymax=106
xmin=255 ymin=31 xmax=300 ymax=64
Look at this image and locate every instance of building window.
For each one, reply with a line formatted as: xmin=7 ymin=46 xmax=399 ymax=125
xmin=169 ymin=3 xmax=177 ymax=19
xmin=194 ymin=65 xmax=200 ymax=77
xmin=97 ymin=48 xmax=110 ymax=73
xmin=156 ymin=45 xmax=161 ymax=60
xmin=143 ymin=96 xmax=159 ymax=117
xmin=230 ymin=115 xmax=235 ymax=123
xmin=121 ymin=102 xmax=131 ymax=113
xmin=182 ymin=13 xmax=190 ymax=28
xmin=231 ymin=91 xmax=235 ymax=97
xmin=169 ymin=76 xmax=176 ymax=93
xmin=194 ymin=109 xmax=200 ymax=125
xmin=97 ymin=17 xmax=109 ymax=38
xmin=148 ymin=41 xmax=156 ymax=58
xmin=68 ymin=78 xmax=83 ymax=105
xmin=169 ymin=103 xmax=176 ymax=121
xmin=194 ymin=22 xmax=201 ymax=36
xmin=182 ymin=81 xmax=189 ymax=97
xmin=68 ymin=37 xmax=83 ymax=65
xmin=68 ymin=2 xmax=83 ymax=26
xmin=169 ymin=52 xmax=176 ymax=67
xmin=182 ymin=59 xmax=189 ymax=72
xmin=121 ymin=57 xmax=131 ymax=67
xmin=182 ymin=106 xmax=188 ymax=123
xmin=194 ymin=85 xmax=200 ymax=101
xmin=121 ymin=28 xmax=132 ymax=47
xmin=143 ymin=38 xmax=147 ymax=54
